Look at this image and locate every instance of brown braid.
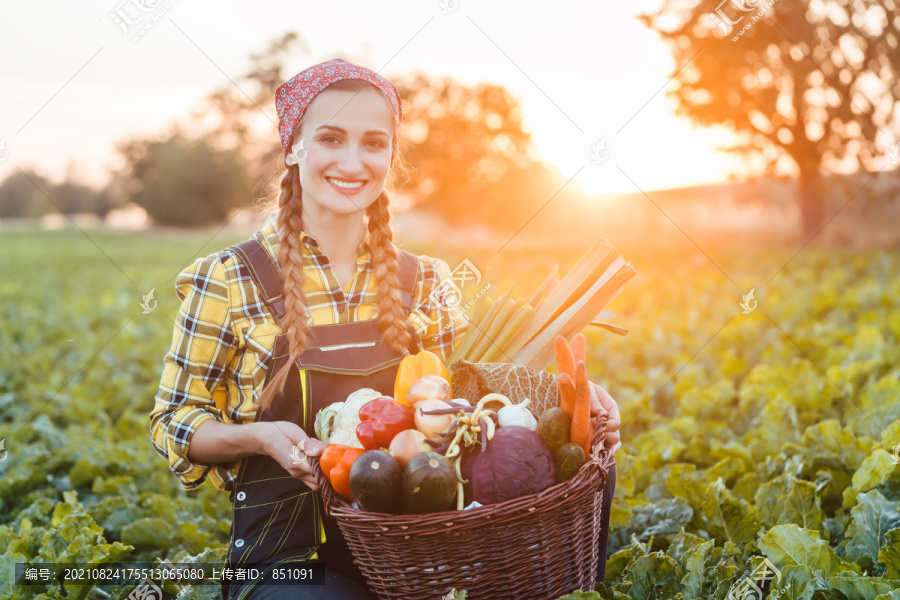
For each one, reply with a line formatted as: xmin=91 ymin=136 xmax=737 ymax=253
xmin=366 ymin=191 xmax=415 ymax=356
xmin=256 ymin=166 xmax=310 ymax=414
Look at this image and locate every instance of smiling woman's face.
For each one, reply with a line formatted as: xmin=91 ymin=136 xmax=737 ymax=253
xmin=292 ymin=85 xmax=395 ymax=217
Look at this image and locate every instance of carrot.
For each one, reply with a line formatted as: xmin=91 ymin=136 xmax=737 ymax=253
xmin=554 ymin=335 xmax=576 ymax=380
xmin=571 ymin=333 xmax=586 ymax=365
xmin=571 ymin=360 xmax=592 ymax=456
xmin=557 ymin=372 xmax=576 ymax=422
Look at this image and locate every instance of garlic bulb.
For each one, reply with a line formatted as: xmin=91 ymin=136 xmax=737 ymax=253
xmin=497 ymin=398 xmax=537 ymax=431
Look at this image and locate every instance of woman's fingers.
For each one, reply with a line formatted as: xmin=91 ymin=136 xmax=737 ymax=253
xmin=589 ymin=383 xmax=621 ymax=425
xmin=299 ymin=472 xmax=319 ymax=491
xmin=604 ymin=429 xmax=620 ymax=448
xmin=272 ymin=421 xmax=325 ymax=456
xmin=262 ymin=421 xmax=327 ymax=485
xmin=592 ymin=383 xmax=620 ymax=420
xmin=589 ymin=382 xmax=621 ymax=448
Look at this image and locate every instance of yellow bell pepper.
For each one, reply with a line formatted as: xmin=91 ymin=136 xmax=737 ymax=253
xmin=394 ymin=350 xmax=451 ymax=407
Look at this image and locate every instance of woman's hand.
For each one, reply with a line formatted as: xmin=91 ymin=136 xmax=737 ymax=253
xmin=588 ymin=382 xmax=622 ymax=456
xmin=259 ymin=421 xmax=326 ymax=491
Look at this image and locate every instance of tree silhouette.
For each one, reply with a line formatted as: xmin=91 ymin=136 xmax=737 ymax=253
xmin=0 ymin=170 xmax=51 ymax=218
xmin=393 ymin=72 xmax=554 ymax=230
xmin=117 ymin=132 xmax=252 ymax=227
xmin=638 ymin=0 xmax=900 ymax=239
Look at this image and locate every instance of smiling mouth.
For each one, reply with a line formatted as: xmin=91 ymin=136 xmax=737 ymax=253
xmin=326 ymin=177 xmax=366 ymax=189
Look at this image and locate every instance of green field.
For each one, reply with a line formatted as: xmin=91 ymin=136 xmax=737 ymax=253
xmin=1 ymin=227 xmax=899 ymax=600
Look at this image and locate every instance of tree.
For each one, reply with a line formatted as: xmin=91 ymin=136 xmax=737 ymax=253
xmin=0 ymin=169 xmax=122 ymax=219
xmin=117 ymin=132 xmax=252 ymax=227
xmin=179 ymin=32 xmax=311 ymax=181
xmin=0 ymin=170 xmax=53 ymax=218
xmin=638 ymin=0 xmax=900 ymax=239
xmin=392 ymin=73 xmax=550 ymax=230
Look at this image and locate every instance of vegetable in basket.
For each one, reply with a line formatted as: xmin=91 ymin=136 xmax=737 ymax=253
xmin=460 ymin=425 xmax=557 ymax=505
xmin=319 ymin=445 xmax=365 ymax=501
xmin=406 ymin=375 xmax=452 ymax=408
xmin=349 ymin=449 xmax=402 ymax=514
xmin=355 ymin=397 xmax=416 ymax=450
xmin=388 ymin=429 xmax=432 ymax=467
xmin=394 ymin=350 xmax=451 ymax=407
xmin=402 ymin=451 xmax=457 ymax=514
xmin=314 ymin=387 xmax=383 ymax=447
xmin=554 ymin=443 xmax=586 ymax=483
xmin=570 ymin=360 xmax=593 ymax=457
xmin=536 ymin=407 xmax=570 ymax=454
xmin=497 ymin=397 xmax=537 ymax=430
xmin=414 ymin=398 xmax=457 ymax=440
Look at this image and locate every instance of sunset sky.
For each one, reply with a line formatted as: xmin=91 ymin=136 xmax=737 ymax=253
xmin=0 ymin=0 xmax=750 ymax=198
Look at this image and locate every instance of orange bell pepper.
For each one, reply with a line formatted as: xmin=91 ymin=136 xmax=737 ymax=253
xmin=319 ymin=445 xmax=365 ymax=501
xmin=394 ymin=350 xmax=451 ymax=407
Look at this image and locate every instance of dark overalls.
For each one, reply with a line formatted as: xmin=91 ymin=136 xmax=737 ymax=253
xmin=220 ymin=238 xmax=420 ymax=600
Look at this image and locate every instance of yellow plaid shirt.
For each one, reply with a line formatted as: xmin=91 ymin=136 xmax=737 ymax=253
xmin=150 ymin=212 xmax=470 ymax=493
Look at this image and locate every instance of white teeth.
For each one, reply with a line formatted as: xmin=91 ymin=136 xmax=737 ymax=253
xmin=327 ymin=178 xmax=364 ymax=189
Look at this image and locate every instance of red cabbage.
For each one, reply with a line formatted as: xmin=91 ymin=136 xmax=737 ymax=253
xmin=461 ymin=425 xmax=557 ymax=505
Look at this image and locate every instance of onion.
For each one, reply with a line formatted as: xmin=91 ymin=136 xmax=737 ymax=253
xmin=407 ymin=375 xmax=452 ymax=408
xmin=388 ymin=429 xmax=432 ymax=467
xmin=415 ymin=399 xmax=456 ymax=440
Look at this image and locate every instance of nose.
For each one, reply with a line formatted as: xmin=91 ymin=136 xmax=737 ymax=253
xmin=336 ymin=141 xmax=365 ymax=175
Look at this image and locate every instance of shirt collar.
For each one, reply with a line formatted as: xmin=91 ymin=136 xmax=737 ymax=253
xmin=260 ymin=211 xmax=372 ymax=263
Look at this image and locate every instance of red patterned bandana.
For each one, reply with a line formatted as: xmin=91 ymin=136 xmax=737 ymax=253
xmin=275 ymin=58 xmax=403 ymax=168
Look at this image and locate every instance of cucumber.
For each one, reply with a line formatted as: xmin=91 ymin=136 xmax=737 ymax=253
xmin=536 ymin=407 xmax=571 ymax=454
xmin=554 ymin=443 xmax=585 ymax=483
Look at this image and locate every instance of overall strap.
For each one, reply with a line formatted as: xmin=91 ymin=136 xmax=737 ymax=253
xmin=226 ymin=238 xmax=421 ymax=322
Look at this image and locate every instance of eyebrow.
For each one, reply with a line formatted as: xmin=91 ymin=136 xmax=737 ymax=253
xmin=315 ymin=125 xmax=390 ymax=137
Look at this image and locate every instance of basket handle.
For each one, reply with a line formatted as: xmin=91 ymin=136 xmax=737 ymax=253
xmin=586 ymin=409 xmax=614 ymax=469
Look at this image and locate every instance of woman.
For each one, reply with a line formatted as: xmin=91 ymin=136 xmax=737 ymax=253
xmin=150 ymin=58 xmax=622 ymax=600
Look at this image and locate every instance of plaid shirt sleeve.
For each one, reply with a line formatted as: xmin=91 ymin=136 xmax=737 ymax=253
xmin=410 ymin=255 xmax=471 ymax=363
xmin=150 ymin=252 xmax=237 ymax=492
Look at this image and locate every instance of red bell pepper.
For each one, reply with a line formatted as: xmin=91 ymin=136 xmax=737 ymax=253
xmin=319 ymin=444 xmax=365 ymax=501
xmin=355 ymin=398 xmax=416 ymax=450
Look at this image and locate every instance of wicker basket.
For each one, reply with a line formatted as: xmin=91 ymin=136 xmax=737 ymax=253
xmin=309 ymin=397 xmax=613 ymax=600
